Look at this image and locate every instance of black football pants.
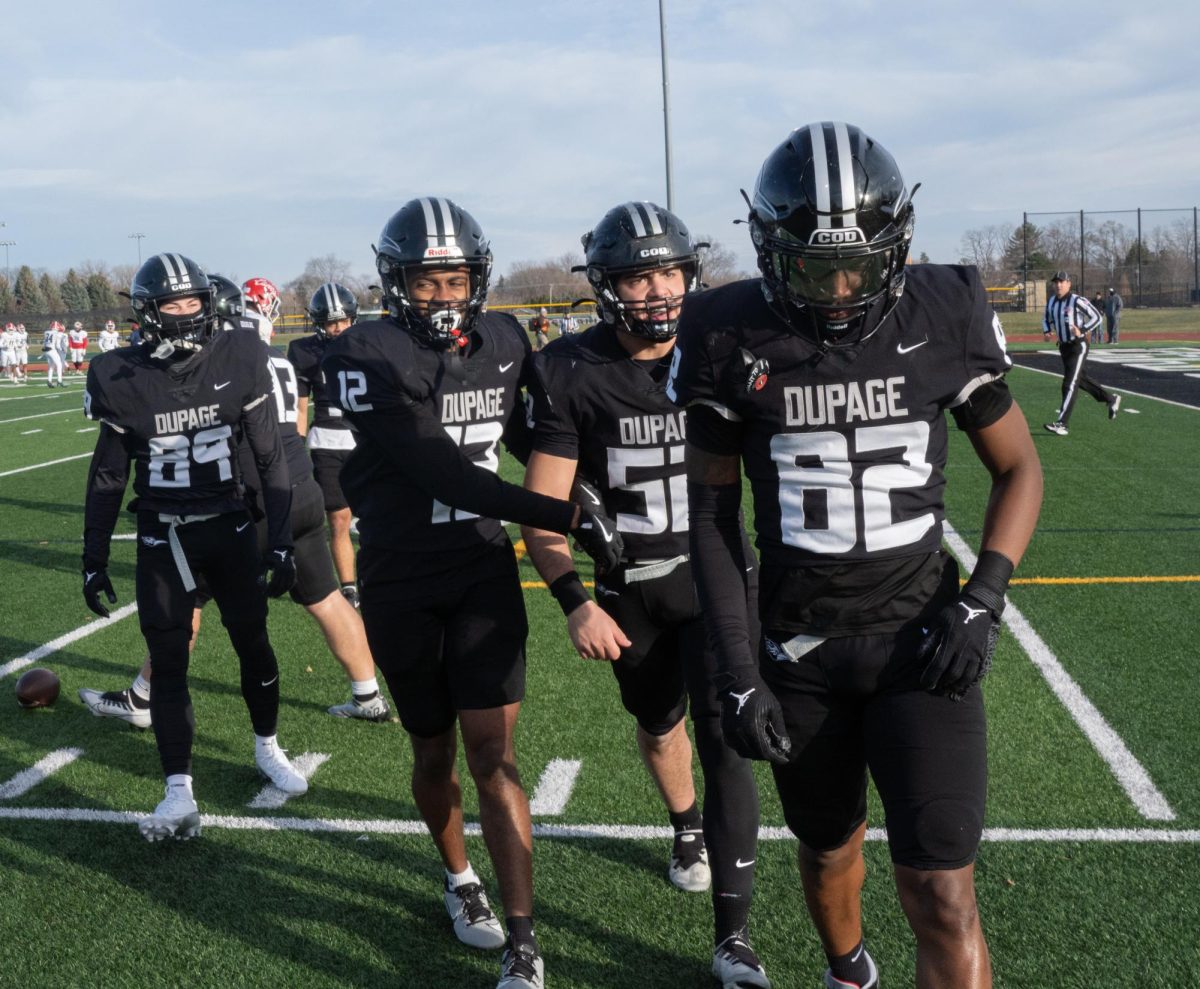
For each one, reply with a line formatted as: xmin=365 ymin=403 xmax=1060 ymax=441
xmin=1057 ymin=339 xmax=1113 ymax=424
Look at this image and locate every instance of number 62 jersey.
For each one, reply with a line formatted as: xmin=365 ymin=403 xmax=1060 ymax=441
xmin=668 ymin=265 xmax=1013 ymax=633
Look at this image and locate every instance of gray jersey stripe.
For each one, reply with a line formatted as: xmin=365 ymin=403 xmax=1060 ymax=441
xmin=808 ymin=123 xmax=832 ymax=228
xmin=624 ymin=202 xmax=648 ymax=238
xmin=832 ymin=121 xmax=855 ymax=226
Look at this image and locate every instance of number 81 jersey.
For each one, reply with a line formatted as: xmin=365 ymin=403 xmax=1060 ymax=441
xmin=84 ymin=331 xmax=273 ymax=514
xmin=669 ymin=265 xmax=1012 ymax=567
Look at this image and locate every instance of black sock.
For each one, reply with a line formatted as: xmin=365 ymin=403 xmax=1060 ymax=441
xmin=669 ymin=801 xmax=703 ymax=834
xmin=129 ymin=691 xmax=150 ymax=709
xmin=506 ymin=915 xmax=536 ymax=950
xmin=827 ymin=940 xmax=872 ymax=986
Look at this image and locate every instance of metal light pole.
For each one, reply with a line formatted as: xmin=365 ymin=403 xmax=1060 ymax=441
xmin=0 ymin=240 xmax=15 ymax=283
xmin=658 ymin=0 xmax=675 ymax=211
xmin=129 ymin=232 xmax=146 ymax=265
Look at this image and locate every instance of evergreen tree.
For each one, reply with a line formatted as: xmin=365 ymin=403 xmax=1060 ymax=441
xmin=0 ymin=276 xmax=13 ymax=318
xmin=13 ymin=265 xmax=47 ymax=315
xmin=61 ymin=269 xmax=92 ymax=312
xmin=85 ymin=273 xmax=118 ymax=311
xmin=1002 ymin=221 xmax=1052 ymax=279
xmin=39 ymin=272 xmax=65 ymax=313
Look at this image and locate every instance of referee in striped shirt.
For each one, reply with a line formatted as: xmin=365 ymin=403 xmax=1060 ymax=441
xmin=1042 ymin=270 xmax=1120 ymax=435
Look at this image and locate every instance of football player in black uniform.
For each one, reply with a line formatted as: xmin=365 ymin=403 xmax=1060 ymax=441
xmin=668 ymin=124 xmax=1044 ymax=989
xmin=79 ymin=274 xmax=391 ymax=728
xmin=522 ymin=202 xmax=769 ymax=989
xmin=81 ymin=253 xmax=306 ymax=842
xmin=322 ymin=198 xmax=621 ymax=989
xmin=288 ymin=282 xmax=362 ymax=607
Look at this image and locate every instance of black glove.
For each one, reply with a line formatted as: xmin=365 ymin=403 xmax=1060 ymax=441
xmin=569 ymin=477 xmax=623 ymax=576
xmin=260 ymin=547 xmax=296 ymax=598
xmin=712 ymin=669 xmax=792 ymax=764
xmin=82 ymin=566 xmax=117 ymax=618
xmin=918 ymin=550 xmax=1012 ymax=701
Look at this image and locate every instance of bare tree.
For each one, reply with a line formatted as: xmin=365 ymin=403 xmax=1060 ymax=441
xmin=285 ymin=255 xmax=371 ymax=314
xmin=957 ymin=225 xmax=1007 ymax=283
xmin=494 ymin=252 xmax=589 ymax=306
xmin=697 ymin=236 xmax=751 ymax=286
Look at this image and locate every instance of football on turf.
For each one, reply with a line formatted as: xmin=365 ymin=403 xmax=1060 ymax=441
xmin=16 ymin=668 xmax=61 ymax=709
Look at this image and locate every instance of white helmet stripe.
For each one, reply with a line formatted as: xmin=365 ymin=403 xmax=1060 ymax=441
xmin=643 ymin=203 xmax=664 ymax=236
xmin=808 ymin=123 xmax=832 ymax=228
xmin=156 ymin=253 xmax=178 ymax=280
xmin=832 ymin=121 xmax=856 ymax=227
xmin=624 ymin=202 xmax=648 ymax=238
xmin=322 ymin=283 xmax=335 ymax=316
xmin=436 ymin=197 xmax=458 ymax=248
xmin=170 ymin=254 xmax=190 ymax=283
xmin=419 ymin=197 xmax=439 ymax=245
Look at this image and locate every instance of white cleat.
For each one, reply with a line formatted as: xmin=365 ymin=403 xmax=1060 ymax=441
xmin=669 ymin=829 xmax=711 ymax=892
xmin=444 ymin=878 xmax=506 ymax=949
xmin=327 ymin=693 xmax=391 ymax=722
xmin=255 ymin=745 xmax=308 ymax=795
xmin=713 ymin=934 xmax=771 ymax=988
xmin=78 ymin=687 xmax=152 ymax=729
xmin=139 ymin=784 xmax=201 ymax=842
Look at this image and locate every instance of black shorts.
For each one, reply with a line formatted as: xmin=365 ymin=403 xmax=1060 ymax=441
xmin=135 ymin=511 xmax=266 ymax=637
xmin=310 ymin=448 xmax=351 ymax=513
xmin=358 ymin=540 xmax=528 ymax=737
xmin=762 ymin=622 xmax=987 ymax=871
xmin=596 ymin=561 xmax=714 ymax=735
xmin=289 ymin=476 xmax=339 ymax=606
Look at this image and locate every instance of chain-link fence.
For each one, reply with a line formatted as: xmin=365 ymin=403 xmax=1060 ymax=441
xmin=1017 ymin=208 xmax=1199 ymax=310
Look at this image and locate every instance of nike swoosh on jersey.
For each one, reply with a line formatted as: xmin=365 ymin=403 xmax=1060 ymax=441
xmin=896 ymin=340 xmax=928 ymax=354
xmin=499 ymin=362 xmax=514 ymax=372
xmin=236 ymin=522 xmax=250 ymax=532
xmin=735 ymin=858 xmax=755 ymax=868
xmin=214 ymin=381 xmax=232 ymax=390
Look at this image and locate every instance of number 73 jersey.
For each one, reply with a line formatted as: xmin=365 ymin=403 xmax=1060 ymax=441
xmin=84 ymin=331 xmax=274 ymax=514
xmin=668 ymin=265 xmax=1012 ymax=567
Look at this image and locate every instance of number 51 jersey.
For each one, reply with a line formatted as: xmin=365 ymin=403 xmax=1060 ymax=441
xmin=84 ymin=330 xmax=275 ymax=515
xmin=668 ymin=264 xmax=1012 ymax=570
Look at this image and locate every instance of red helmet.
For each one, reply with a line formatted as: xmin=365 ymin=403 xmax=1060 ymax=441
xmin=105 ymin=320 xmax=116 ymax=331
xmin=242 ymin=277 xmax=281 ymax=323
xmin=51 ymin=321 xmax=65 ymax=331
xmin=3 ymin=323 xmax=14 ymax=332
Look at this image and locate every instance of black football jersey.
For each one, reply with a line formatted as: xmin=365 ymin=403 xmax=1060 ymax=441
xmin=529 ymin=323 xmax=688 ymax=561
xmin=320 ymin=311 xmax=539 ymax=558
xmin=669 ymin=266 xmax=1011 ymax=628
xmin=83 ymin=331 xmax=292 ymax=553
xmin=287 ymin=333 xmax=356 ymax=450
xmin=234 ymin=347 xmax=313 ymax=493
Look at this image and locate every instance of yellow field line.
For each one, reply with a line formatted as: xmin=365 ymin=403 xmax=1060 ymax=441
xmin=518 ymin=576 xmax=1200 ymax=591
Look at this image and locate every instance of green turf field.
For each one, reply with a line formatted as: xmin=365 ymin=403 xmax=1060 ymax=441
xmin=1 ymin=342 xmax=1198 ymax=988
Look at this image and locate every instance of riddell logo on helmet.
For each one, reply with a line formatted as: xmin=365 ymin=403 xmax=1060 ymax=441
xmin=809 ymin=228 xmax=866 ymax=246
xmin=639 ymin=247 xmax=671 ymax=258
xmin=424 ymin=245 xmax=464 ymax=259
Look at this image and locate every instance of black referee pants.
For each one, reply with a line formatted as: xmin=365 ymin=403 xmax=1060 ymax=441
xmin=1057 ymin=339 xmax=1113 ymax=424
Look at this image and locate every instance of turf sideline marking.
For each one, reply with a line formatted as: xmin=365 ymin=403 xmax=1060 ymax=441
xmin=0 ymin=806 xmax=1197 ymax=844
xmin=247 ymin=753 xmax=330 ymax=810
xmin=20 ymin=429 xmax=42 ymax=435
xmin=0 ymin=749 xmax=84 ymax=801
xmin=529 ymin=759 xmax=582 ymax=815
xmin=1011 ymin=362 xmax=1200 ymax=411
xmin=0 ymin=603 xmax=139 ymax=679
xmin=0 ymin=409 xmax=78 ymax=426
xmin=943 ymin=523 xmax=1175 ymax=821
xmin=0 ymin=390 xmax=76 ymax=404
xmin=0 ymin=452 xmax=92 ymax=479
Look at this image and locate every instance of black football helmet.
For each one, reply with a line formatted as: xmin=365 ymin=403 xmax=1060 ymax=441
xmin=375 ymin=197 xmax=492 ymax=348
xmin=580 ymin=202 xmax=702 ymax=341
xmin=208 ymin=274 xmax=246 ymax=329
xmin=129 ymin=253 xmax=216 ymax=350
xmin=749 ymin=122 xmax=916 ymax=346
xmin=307 ymin=282 xmax=359 ymax=338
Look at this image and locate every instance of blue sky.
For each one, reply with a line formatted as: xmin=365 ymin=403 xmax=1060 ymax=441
xmin=2 ymin=0 xmax=1197 ymax=288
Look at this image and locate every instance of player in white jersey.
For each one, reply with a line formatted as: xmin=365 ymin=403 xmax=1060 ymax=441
xmin=0 ymin=324 xmax=16 ymax=383
xmin=43 ymin=321 xmax=68 ymax=387
xmin=15 ymin=323 xmax=29 ymax=380
xmin=97 ymin=320 xmax=121 ymax=353
xmin=68 ymin=321 xmax=89 ymax=373
xmin=242 ymin=277 xmax=280 ymax=344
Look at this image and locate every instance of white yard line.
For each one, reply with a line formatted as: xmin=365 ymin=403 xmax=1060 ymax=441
xmin=944 ymin=523 xmax=1176 ymax=821
xmin=1012 ymin=362 xmax=1200 ymax=411
xmin=246 ymin=753 xmax=330 ymax=809
xmin=20 ymin=429 xmax=42 ymax=435
xmin=0 ymin=749 xmax=84 ymax=800
xmin=0 ymin=391 xmax=76 ymax=404
xmin=0 ymin=805 xmax=1195 ymax=843
xmin=528 ymin=758 xmax=582 ymax=815
xmin=0 ymin=452 xmax=92 ymax=479
xmin=0 ymin=603 xmax=139 ymax=679
xmin=0 ymin=409 xmax=78 ymax=426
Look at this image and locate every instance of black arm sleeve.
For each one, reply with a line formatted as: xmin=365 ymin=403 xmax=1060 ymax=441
xmin=82 ymin=424 xmax=131 ymax=570
xmin=688 ymin=473 xmax=757 ymax=676
xmin=346 ymin=401 xmax=577 ymax=534
xmin=242 ymin=396 xmax=293 ymax=550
